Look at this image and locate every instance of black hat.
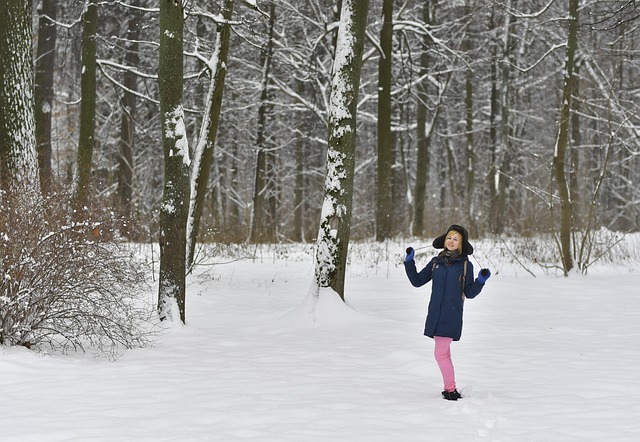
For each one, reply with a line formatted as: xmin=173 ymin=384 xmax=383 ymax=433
xmin=432 ymin=224 xmax=473 ymax=255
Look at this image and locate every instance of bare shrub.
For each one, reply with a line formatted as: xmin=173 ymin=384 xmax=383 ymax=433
xmin=0 ymin=190 xmax=154 ymax=356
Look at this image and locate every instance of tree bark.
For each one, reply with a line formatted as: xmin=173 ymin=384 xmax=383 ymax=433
xmin=158 ymin=0 xmax=190 ymax=323
xmin=0 ymin=0 xmax=40 ymax=195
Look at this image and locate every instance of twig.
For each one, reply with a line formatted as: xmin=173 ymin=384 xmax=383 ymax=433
xmin=499 ymin=238 xmax=536 ymax=277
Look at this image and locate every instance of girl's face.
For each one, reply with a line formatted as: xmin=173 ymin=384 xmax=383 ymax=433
xmin=445 ymin=231 xmax=462 ymax=253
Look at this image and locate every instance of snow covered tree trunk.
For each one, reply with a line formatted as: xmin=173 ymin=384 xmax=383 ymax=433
xmin=376 ymin=0 xmax=393 ymax=242
xmin=552 ymin=0 xmax=578 ymax=275
xmin=158 ymin=0 xmax=190 ymax=323
xmin=35 ymin=0 xmax=57 ymax=195
xmin=313 ymin=0 xmax=369 ymax=301
xmin=0 ymin=0 xmax=40 ymax=195
xmin=186 ymin=0 xmax=234 ymax=269
xmin=74 ymin=0 xmax=98 ymax=211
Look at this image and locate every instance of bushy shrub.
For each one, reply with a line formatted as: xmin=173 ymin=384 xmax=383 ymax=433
xmin=0 ymin=191 xmax=154 ymax=356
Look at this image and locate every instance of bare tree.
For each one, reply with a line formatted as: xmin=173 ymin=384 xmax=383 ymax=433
xmin=552 ymin=0 xmax=578 ymax=274
xmin=187 ymin=0 xmax=235 ymax=268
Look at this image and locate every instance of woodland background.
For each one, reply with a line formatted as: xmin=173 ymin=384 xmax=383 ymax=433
xmin=12 ymin=0 xmax=639 ymax=244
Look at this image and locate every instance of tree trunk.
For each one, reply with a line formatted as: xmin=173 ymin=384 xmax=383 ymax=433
xmin=116 ymin=0 xmax=141 ymax=219
xmin=74 ymin=0 xmax=98 ymax=211
xmin=250 ymin=2 xmax=276 ymax=243
xmin=487 ymin=6 xmax=498 ymax=232
xmin=375 ymin=0 xmax=393 ymax=241
xmin=569 ymin=63 xmax=581 ymax=229
xmin=292 ymin=81 xmax=305 ymax=242
xmin=186 ymin=0 xmax=234 ymax=268
xmin=552 ymin=0 xmax=578 ymax=275
xmin=463 ymin=0 xmax=476 ymax=236
xmin=313 ymin=0 xmax=369 ymax=301
xmin=158 ymin=0 xmax=190 ymax=323
xmin=411 ymin=2 xmax=447 ymax=237
xmin=0 ymin=0 xmax=40 ymax=195
xmin=490 ymin=1 xmax=513 ymax=235
xmin=34 ymin=0 xmax=57 ymax=195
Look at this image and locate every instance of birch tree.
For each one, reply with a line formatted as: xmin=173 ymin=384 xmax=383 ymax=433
xmin=158 ymin=0 xmax=190 ymax=323
xmin=313 ymin=0 xmax=369 ymax=301
xmin=0 ymin=0 xmax=40 ymax=195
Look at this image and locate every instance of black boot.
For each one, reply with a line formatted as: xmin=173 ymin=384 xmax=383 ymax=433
xmin=441 ymin=389 xmax=462 ymax=401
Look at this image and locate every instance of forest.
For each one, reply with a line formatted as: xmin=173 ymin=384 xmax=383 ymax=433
xmin=0 ymin=0 xmax=639 ymax=339
xmin=2 ymin=0 xmax=637 ymax=238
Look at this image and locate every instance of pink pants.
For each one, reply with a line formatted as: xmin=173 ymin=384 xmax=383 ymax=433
xmin=434 ymin=336 xmax=456 ymax=392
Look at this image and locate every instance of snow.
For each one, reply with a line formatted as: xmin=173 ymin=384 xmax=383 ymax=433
xmin=2 ymin=239 xmax=640 ymax=441
xmin=328 ymin=0 xmax=357 ymax=138
xmin=164 ymin=105 xmax=190 ymax=167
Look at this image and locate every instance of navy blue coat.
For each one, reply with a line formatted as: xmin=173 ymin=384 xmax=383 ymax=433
xmin=404 ymin=254 xmax=485 ymax=341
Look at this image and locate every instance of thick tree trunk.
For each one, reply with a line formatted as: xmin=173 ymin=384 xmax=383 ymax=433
xmin=74 ymin=0 xmax=98 ymax=211
xmin=158 ymin=0 xmax=190 ymax=323
xmin=313 ymin=0 xmax=369 ymax=300
xmin=0 ymin=0 xmax=40 ymax=195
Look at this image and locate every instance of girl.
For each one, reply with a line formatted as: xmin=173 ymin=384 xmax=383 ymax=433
xmin=404 ymin=224 xmax=491 ymax=401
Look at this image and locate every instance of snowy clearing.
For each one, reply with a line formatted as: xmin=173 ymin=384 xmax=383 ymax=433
xmin=2 ymin=238 xmax=640 ymax=441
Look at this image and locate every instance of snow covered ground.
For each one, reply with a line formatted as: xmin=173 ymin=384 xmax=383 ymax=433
xmin=2 ymin=238 xmax=640 ymax=441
